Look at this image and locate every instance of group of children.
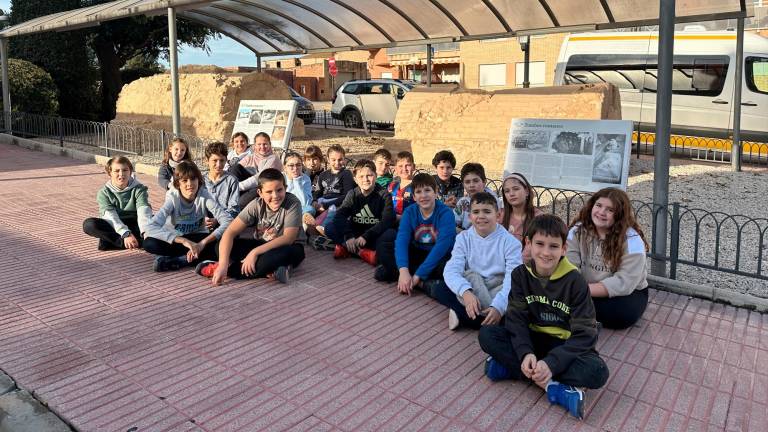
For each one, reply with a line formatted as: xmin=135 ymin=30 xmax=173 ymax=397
xmin=83 ymin=132 xmax=651 ymax=420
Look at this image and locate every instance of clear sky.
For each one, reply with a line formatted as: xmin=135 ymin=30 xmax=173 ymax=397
xmin=0 ymin=1 xmax=262 ymax=68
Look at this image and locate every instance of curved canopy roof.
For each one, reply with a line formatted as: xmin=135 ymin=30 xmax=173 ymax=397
xmin=0 ymin=0 xmax=753 ymax=56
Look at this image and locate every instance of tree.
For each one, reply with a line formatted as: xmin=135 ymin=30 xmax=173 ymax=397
xmin=0 ymin=59 xmax=58 ymax=114
xmin=8 ymin=0 xmax=99 ymax=119
xmin=84 ymin=0 xmax=216 ymax=120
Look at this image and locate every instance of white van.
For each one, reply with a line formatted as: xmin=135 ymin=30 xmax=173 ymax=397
xmin=554 ymin=31 xmax=768 ymax=141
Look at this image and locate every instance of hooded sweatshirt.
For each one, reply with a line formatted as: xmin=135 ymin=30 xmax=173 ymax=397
xmin=433 ymin=174 xmax=463 ymax=203
xmin=237 ymin=152 xmax=284 ymax=191
xmin=505 ymin=257 xmax=599 ymax=376
xmin=454 ymin=187 xmax=502 ymax=230
xmin=204 ymin=172 xmax=240 ymax=217
xmin=145 ymin=187 xmax=233 ymax=243
xmin=443 ymin=224 xmax=522 ymax=313
xmin=285 ymin=173 xmax=314 ymax=215
xmin=96 ymin=177 xmax=152 ymax=236
xmin=333 ymin=184 xmax=395 ymax=243
xmin=312 ymin=168 xmax=355 ymax=208
xmin=395 ymin=200 xmax=457 ymax=279
xmin=566 ymin=224 xmax=648 ymax=297
xmin=226 ymin=146 xmax=252 ymax=169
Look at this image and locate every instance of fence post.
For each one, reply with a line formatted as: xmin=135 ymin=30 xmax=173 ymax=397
xmin=635 ymin=122 xmax=641 ymax=159
xmin=323 ymin=109 xmax=327 ymax=129
xmin=669 ymin=202 xmax=680 ymax=279
xmin=58 ymin=117 xmax=64 ymax=147
xmin=103 ymin=122 xmax=110 ymax=157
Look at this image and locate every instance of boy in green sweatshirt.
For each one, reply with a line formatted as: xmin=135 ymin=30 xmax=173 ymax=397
xmin=83 ymin=156 xmax=152 ymax=250
xmin=478 ymin=214 xmax=608 ymax=420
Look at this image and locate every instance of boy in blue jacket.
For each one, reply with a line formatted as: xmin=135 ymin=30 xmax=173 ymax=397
xmin=375 ymin=173 xmax=456 ymax=297
xmin=478 ymin=214 xmax=609 ymax=420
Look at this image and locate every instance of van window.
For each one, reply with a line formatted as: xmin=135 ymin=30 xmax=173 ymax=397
xmin=746 ymin=57 xmax=768 ymax=94
xmin=564 ymin=54 xmax=729 ymax=96
xmin=342 ymin=83 xmax=359 ymax=94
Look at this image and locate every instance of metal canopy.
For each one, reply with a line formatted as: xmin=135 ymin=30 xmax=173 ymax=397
xmin=0 ymin=0 xmax=752 ymax=55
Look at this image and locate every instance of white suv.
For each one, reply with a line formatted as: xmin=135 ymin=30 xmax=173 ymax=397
xmin=330 ymin=79 xmax=413 ymax=128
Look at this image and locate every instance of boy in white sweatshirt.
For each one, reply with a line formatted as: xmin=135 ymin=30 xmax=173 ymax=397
xmin=434 ymin=191 xmax=523 ymax=330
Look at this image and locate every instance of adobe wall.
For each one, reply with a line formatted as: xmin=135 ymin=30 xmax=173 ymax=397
xmin=115 ymin=71 xmax=304 ymax=141
xmin=394 ymin=83 xmax=621 ymax=173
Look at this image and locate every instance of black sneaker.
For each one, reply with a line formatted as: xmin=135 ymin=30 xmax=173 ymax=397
xmin=153 ymin=255 xmax=189 ymax=272
xmin=273 ymin=266 xmax=290 ymax=284
xmin=374 ymin=265 xmax=394 ymax=282
xmin=310 ymin=235 xmax=334 ymax=251
xmin=97 ymin=239 xmax=121 ymax=251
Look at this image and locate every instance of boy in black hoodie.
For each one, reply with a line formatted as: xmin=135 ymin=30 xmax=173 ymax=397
xmin=326 ymin=159 xmax=395 ymax=266
xmin=478 ymin=214 xmax=608 ymax=420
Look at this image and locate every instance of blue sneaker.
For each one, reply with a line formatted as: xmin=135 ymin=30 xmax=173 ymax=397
xmin=153 ymin=255 xmax=189 ymax=272
xmin=484 ymin=356 xmax=512 ymax=381
xmin=546 ymin=382 xmax=585 ymax=419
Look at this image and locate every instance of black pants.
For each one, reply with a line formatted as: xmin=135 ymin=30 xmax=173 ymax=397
xmin=478 ymin=325 xmax=609 ymax=389
xmin=83 ymin=217 xmax=142 ymax=249
xmin=432 ymin=282 xmax=485 ymax=329
xmin=377 ymin=229 xmax=450 ymax=283
xmin=225 ymin=238 xmax=305 ymax=279
xmin=326 ymin=219 xmax=394 ymax=257
xmin=228 ymin=164 xmax=252 ymax=182
xmin=593 ymin=289 xmax=648 ymax=330
xmin=143 ymin=232 xmax=217 ymax=261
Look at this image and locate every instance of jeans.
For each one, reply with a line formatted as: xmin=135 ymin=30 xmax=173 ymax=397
xmin=376 ymin=229 xmax=450 ymax=284
xmin=478 ymin=325 xmax=609 ymax=389
xmin=593 ymin=289 xmax=648 ymax=330
xmin=225 ymin=238 xmax=305 ymax=279
xmin=432 ymin=271 xmax=504 ymax=329
xmin=83 ymin=217 xmax=141 ymax=249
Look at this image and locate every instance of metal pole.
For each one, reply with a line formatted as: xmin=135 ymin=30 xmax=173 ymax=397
xmin=651 ymin=0 xmax=675 ymax=277
xmin=0 ymin=37 xmax=11 ymax=134
xmin=168 ymin=7 xmax=181 ymax=135
xmin=731 ymin=17 xmax=744 ymax=172
xmin=523 ymin=42 xmax=530 ymax=88
xmin=256 ymin=54 xmax=262 ymax=72
xmin=426 ymin=44 xmax=432 ymax=87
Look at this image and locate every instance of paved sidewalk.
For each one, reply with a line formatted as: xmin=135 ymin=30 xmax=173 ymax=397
xmin=0 ymin=142 xmax=766 ymax=431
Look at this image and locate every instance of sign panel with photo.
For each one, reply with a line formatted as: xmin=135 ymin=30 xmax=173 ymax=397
xmin=232 ymin=99 xmax=298 ymax=150
xmin=503 ymin=118 xmax=633 ymax=192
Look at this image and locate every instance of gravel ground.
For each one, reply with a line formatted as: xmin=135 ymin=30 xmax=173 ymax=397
xmin=32 ymin=129 xmax=768 ymax=297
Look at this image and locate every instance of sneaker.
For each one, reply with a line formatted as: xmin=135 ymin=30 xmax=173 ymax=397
xmin=420 ymin=279 xmax=442 ymax=298
xmin=273 ymin=266 xmax=291 ymax=284
xmin=358 ymin=249 xmax=377 ymax=266
xmin=334 ymin=244 xmax=350 ymax=259
xmin=546 ymin=382 xmax=585 ymax=419
xmin=153 ymin=255 xmax=189 ymax=272
xmin=195 ymin=260 xmax=218 ymax=278
xmin=374 ymin=265 xmax=393 ymax=282
xmin=484 ymin=356 xmax=512 ymax=381
xmin=448 ymin=309 xmax=460 ymax=331
xmin=310 ymin=235 xmax=335 ymax=251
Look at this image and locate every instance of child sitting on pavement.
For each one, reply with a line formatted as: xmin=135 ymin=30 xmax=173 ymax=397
xmin=326 ymin=159 xmax=396 ymax=267
xmin=478 ymin=214 xmax=609 ymax=420
xmin=454 ymin=162 xmax=499 ymax=231
xmin=388 ymin=151 xmax=416 ymax=219
xmin=83 ymin=156 xmax=152 ymax=251
xmin=158 ymin=137 xmax=192 ymax=190
xmin=432 ymin=150 xmax=463 ymax=207
xmin=375 ymin=173 xmax=456 ymax=297
xmin=144 ymin=161 xmax=233 ymax=272
xmin=432 ymin=192 xmax=522 ymax=330
xmin=307 ymin=144 xmax=355 ymax=246
xmin=373 ymin=148 xmax=393 ymax=188
xmin=195 ymin=168 xmax=306 ymax=285
xmin=203 ymin=142 xmax=240 ymax=229
xmin=303 ymin=145 xmax=325 ymax=184
xmin=231 ymin=132 xmax=284 ymax=208
xmin=282 ymin=151 xmax=315 ymax=229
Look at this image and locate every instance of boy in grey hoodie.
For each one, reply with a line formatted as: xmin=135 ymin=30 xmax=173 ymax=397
xmin=144 ymin=161 xmax=233 ymax=272
xmin=203 ymin=142 xmax=240 ymax=231
xmin=433 ymin=192 xmax=522 ymax=330
xmin=83 ymin=156 xmax=152 ymax=251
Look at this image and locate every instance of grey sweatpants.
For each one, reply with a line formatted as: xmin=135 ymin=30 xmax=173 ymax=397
xmin=456 ymin=270 xmax=504 ymax=309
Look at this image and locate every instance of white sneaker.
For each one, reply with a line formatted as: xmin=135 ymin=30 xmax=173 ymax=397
xmin=448 ymin=309 xmax=460 ymax=331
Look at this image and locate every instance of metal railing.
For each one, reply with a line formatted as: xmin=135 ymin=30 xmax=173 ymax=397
xmin=305 ymin=109 xmax=395 ymax=132
xmin=632 ymin=127 xmax=768 ymax=166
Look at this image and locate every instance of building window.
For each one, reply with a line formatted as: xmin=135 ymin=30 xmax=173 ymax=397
xmin=515 ymin=61 xmax=546 ymax=87
xmin=479 ymin=63 xmax=507 ymax=86
xmin=381 ymin=72 xmax=393 ymax=79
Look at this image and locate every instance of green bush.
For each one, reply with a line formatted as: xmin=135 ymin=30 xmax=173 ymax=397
xmin=0 ymin=58 xmax=59 ymax=115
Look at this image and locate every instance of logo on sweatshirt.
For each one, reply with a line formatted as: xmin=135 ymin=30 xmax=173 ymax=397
xmin=353 ymin=205 xmax=379 ymax=225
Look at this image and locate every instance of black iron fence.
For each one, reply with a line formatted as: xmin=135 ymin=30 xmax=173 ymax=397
xmin=632 ymin=128 xmax=768 ymax=166
xmin=305 ymin=109 xmax=395 ymax=131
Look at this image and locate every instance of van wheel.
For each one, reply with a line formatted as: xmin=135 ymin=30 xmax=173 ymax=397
xmin=343 ymin=109 xmax=362 ymax=128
